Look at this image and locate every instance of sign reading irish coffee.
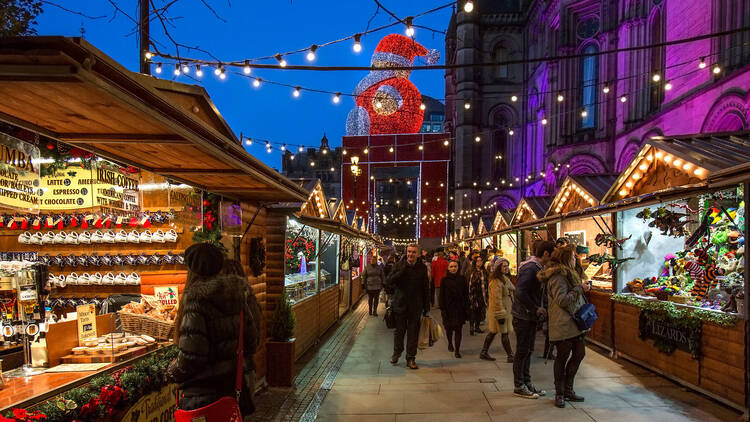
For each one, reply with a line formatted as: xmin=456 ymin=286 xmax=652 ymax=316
xmin=638 ymin=310 xmax=701 ymax=358
xmin=94 ymin=162 xmax=140 ymax=213
xmin=0 ymin=134 xmax=40 ymax=211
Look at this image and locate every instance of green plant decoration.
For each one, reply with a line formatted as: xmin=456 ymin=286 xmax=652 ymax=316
xmin=271 ymin=289 xmax=296 ymax=342
xmin=611 ymin=294 xmax=740 ymax=327
xmin=192 ymin=193 xmax=228 ymax=254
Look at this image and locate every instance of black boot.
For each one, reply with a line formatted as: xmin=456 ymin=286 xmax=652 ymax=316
xmin=479 ymin=333 xmax=496 ymax=361
xmin=565 ymin=381 xmax=584 ymax=402
xmin=554 ymin=395 xmax=566 ymax=408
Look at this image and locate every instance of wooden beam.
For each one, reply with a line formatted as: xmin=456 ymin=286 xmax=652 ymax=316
xmin=58 ymin=133 xmax=188 ymax=144
xmin=0 ymin=64 xmax=78 ymax=81
xmin=0 ymin=110 xmax=60 ymax=139
xmin=151 ymin=168 xmax=245 ymax=174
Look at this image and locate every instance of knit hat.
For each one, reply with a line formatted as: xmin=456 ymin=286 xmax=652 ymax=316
xmin=371 ymin=34 xmax=440 ymax=67
xmin=184 ymin=243 xmax=225 ymax=277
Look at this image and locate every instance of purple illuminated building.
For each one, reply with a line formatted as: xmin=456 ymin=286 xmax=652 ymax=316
xmin=445 ymin=0 xmax=750 ymax=221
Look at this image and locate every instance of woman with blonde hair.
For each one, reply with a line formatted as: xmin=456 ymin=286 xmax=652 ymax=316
xmin=480 ymin=259 xmax=515 ymax=362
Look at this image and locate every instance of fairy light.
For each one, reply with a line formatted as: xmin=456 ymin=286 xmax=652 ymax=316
xmin=620 ymin=95 xmax=627 ymax=103
xmin=310 ymin=161 xmax=315 ymax=166
xmin=293 ymin=87 xmax=301 ymax=97
xmin=195 ymin=65 xmax=203 ymax=77
xmin=443 ymin=140 xmax=449 ymax=146
xmin=244 ymin=139 xmax=252 ymax=146
xmin=155 ymin=63 xmax=162 ymax=74
xmin=664 ymin=81 xmax=673 ymax=90
xmin=173 ymin=64 xmax=181 ymax=76
xmin=699 ymin=57 xmax=707 ymax=69
xmin=363 ymin=148 xmax=369 ymax=154
xmin=713 ymin=64 xmax=721 ymax=74
xmin=214 ymin=66 xmax=222 ymax=76
xmin=652 ymin=73 xmax=661 ymax=82
xmin=581 ymin=109 xmax=588 ymax=118
xmin=333 ymin=92 xmax=341 ymax=103
xmin=508 ymin=129 xmax=514 ymax=135
xmin=557 ymin=94 xmax=564 ymax=102
xmin=464 ymin=0 xmax=474 ymax=12
xmin=602 ymin=85 xmax=610 ymax=94
xmin=541 ymin=118 xmax=548 ymax=125
xmin=464 ymin=102 xmax=471 ymax=109
xmin=219 ymin=67 xmax=226 ymax=80
xmin=389 ymin=146 xmax=394 ymax=153
xmin=474 ymin=136 xmax=480 ymax=142
xmin=405 ymin=17 xmax=415 ymax=36
xmin=420 ymin=103 xmax=426 ymax=110
xmin=511 ymin=95 xmax=518 ymax=102
xmin=243 ymin=60 xmax=252 ymax=74
xmin=182 ymin=63 xmax=190 ymax=74
xmin=307 ymin=45 xmax=318 ymax=61
xmin=145 ymin=51 xmax=153 ymax=59
xmin=418 ymin=144 xmax=424 ymax=150
xmin=298 ymin=146 xmax=304 ymax=153
xmin=253 ymin=78 xmax=262 ymax=87
xmin=275 ymin=54 xmax=287 ymax=67
xmin=353 ymin=34 xmax=362 ymax=53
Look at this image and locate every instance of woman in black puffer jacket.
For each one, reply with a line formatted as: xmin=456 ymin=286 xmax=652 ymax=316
xmin=168 ymin=244 xmax=259 ymax=417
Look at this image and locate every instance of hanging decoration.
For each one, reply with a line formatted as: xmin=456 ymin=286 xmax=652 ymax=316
xmin=192 ymin=193 xmax=227 ymax=253
xmin=346 ymin=34 xmax=439 ymax=135
xmin=285 ymin=236 xmax=316 ymax=273
xmin=249 ymin=236 xmax=266 ymax=276
xmin=636 ymin=207 xmax=690 ymax=237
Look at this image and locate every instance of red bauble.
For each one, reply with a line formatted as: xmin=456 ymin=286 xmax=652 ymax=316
xmin=45 ymin=143 xmax=55 ymax=151
xmin=203 ymin=200 xmax=211 ymax=207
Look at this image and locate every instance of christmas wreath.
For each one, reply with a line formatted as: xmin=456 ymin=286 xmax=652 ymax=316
xmin=39 ymin=141 xmax=94 ymax=178
xmin=285 ymin=236 xmax=316 ymax=273
xmin=249 ymin=236 xmax=266 ymax=276
xmin=192 ymin=193 xmax=228 ymax=254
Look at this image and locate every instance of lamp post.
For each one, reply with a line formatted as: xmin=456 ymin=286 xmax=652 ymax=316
xmin=350 ymin=155 xmax=362 ymax=219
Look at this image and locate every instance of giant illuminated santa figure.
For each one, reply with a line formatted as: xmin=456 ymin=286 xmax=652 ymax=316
xmin=346 ymin=34 xmax=439 ymax=135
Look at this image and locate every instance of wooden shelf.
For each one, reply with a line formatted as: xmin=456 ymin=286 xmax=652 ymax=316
xmin=60 ymin=343 xmax=157 ymax=364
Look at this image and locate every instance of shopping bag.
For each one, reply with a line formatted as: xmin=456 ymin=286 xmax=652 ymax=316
xmin=429 ymin=318 xmax=443 ymax=343
xmin=384 ymin=303 xmax=396 ymax=329
xmin=418 ymin=317 xmax=431 ymax=349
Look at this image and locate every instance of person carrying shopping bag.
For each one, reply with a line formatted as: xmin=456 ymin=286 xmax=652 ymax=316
xmin=480 ymin=259 xmax=515 ymax=362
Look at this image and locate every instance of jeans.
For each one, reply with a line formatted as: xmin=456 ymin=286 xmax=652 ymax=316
xmin=367 ymin=289 xmax=380 ymax=314
xmin=553 ymin=335 xmax=586 ymax=395
xmin=512 ymin=318 xmax=537 ymax=388
xmin=393 ymin=312 xmax=421 ymax=360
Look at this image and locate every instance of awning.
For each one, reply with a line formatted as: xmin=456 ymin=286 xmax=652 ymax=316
xmin=0 ymin=37 xmax=307 ymax=202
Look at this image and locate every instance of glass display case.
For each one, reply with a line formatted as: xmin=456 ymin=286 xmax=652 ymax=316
xmin=319 ymin=232 xmax=340 ymax=290
xmin=284 ymin=218 xmax=319 ymax=304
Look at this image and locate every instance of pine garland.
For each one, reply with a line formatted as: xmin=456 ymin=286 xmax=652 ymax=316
xmin=611 ymin=294 xmax=740 ymax=327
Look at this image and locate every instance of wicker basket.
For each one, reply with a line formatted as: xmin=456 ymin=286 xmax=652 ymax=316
xmin=668 ymin=295 xmax=691 ymax=304
xmin=117 ymin=311 xmax=174 ymax=341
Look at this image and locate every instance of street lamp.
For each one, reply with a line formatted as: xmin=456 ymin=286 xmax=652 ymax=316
xmin=351 ymin=156 xmax=362 ymax=218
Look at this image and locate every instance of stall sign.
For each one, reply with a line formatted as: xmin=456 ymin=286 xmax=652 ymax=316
xmin=122 ymin=383 xmax=176 ymax=422
xmin=154 ymin=286 xmax=179 ymax=307
xmin=93 ymin=161 xmax=140 ymax=214
xmin=38 ymin=166 xmax=94 ymax=210
xmin=638 ymin=311 xmax=701 ymax=358
xmin=0 ymin=134 xmax=40 ymax=211
xmin=76 ymin=304 xmax=97 ymax=345
xmin=564 ymin=230 xmax=586 ymax=247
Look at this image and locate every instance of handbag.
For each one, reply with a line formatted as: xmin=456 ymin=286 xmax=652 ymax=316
xmin=572 ymin=293 xmax=598 ymax=331
xmin=175 ymin=310 xmax=245 ymax=422
xmin=383 ymin=299 xmax=396 ymax=329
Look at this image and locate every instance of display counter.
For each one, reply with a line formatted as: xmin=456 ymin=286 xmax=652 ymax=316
xmin=284 ymin=218 xmax=319 ymax=304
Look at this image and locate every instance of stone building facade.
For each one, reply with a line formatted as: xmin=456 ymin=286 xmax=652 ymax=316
xmin=282 ymin=134 xmax=342 ymax=200
xmin=445 ymin=0 xmax=750 ymax=220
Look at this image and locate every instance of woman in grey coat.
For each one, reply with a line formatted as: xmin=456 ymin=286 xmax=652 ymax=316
xmin=537 ymin=245 xmax=591 ymax=409
xmin=362 ymin=256 xmax=385 ymax=316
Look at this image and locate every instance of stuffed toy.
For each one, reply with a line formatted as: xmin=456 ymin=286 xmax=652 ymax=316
xmin=660 ymin=254 xmax=677 ymax=277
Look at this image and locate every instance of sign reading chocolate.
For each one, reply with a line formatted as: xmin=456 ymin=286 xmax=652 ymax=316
xmin=38 ymin=167 xmax=94 ymax=210
xmin=0 ymin=134 xmax=40 ymax=211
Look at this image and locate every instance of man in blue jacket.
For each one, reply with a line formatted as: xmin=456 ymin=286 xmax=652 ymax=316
xmin=511 ymin=240 xmax=555 ymax=399
xmin=386 ymin=244 xmax=431 ymax=370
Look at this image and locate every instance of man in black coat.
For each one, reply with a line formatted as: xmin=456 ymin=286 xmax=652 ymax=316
xmin=385 ymin=243 xmax=431 ymax=370
xmin=511 ymin=240 xmax=555 ymax=399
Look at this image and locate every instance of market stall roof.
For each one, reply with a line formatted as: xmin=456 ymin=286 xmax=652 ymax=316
xmin=490 ymin=210 xmax=511 ymax=232
xmin=547 ymin=175 xmax=618 ymax=217
xmin=468 ymin=221 xmax=476 ymax=239
xmin=299 ymin=180 xmax=330 ymax=219
xmin=603 ymin=132 xmax=750 ymax=203
xmin=511 ymin=196 xmax=554 ymax=225
xmin=330 ymin=200 xmax=348 ymax=225
xmin=478 ymin=216 xmax=493 ymax=237
xmin=0 ymin=36 xmax=307 ymax=202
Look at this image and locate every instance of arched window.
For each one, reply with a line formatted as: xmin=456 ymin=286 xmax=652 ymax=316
xmin=492 ymin=114 xmax=509 ymax=179
xmin=649 ymin=8 xmax=665 ymax=111
xmin=494 ymin=47 xmax=509 ymax=79
xmin=580 ymin=44 xmax=598 ymax=129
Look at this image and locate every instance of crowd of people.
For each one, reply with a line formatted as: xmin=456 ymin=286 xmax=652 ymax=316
xmin=375 ymin=240 xmax=592 ymax=409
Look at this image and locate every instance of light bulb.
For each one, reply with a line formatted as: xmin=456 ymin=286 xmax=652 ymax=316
xmin=244 ymin=139 xmax=252 ymax=146
xmin=405 ymin=17 xmax=415 ymax=36
xmin=195 ymin=65 xmax=203 ymax=77
xmin=541 ymin=118 xmax=548 ymax=125
xmin=145 ymin=51 xmax=153 ymax=59
xmin=174 ymin=64 xmax=181 ymax=76
xmin=322 ymin=148 xmax=327 ymax=155
xmin=241 ymin=60 xmax=250 ymax=74
xmin=664 ymin=81 xmax=672 ymax=91
xmin=420 ymin=103 xmax=426 ymax=110
xmin=363 ymin=148 xmax=369 ymax=154
xmin=293 ymin=87 xmax=301 ymax=97
xmin=375 ymin=101 xmax=383 ymax=109
xmin=557 ymin=94 xmax=564 ymax=102
xmin=353 ymin=34 xmax=362 ymax=53
xmin=155 ymin=63 xmax=162 ymax=74
xmin=182 ymin=63 xmax=190 ymax=74
xmin=475 ymin=136 xmax=480 ymax=142
xmin=620 ymin=95 xmax=627 ymax=103
xmin=330 ymin=167 xmax=335 ymax=172
xmin=464 ymin=102 xmax=471 ymax=109
xmin=652 ymin=73 xmax=661 ymax=82
xmin=713 ymin=65 xmax=721 ymax=74
xmin=699 ymin=57 xmax=707 ymax=69
xmin=581 ymin=109 xmax=588 ymax=118
xmin=275 ymin=54 xmax=287 ymax=67
xmin=298 ymin=146 xmax=304 ymax=153
xmin=443 ymin=140 xmax=449 ymax=146
xmin=219 ymin=68 xmax=226 ymax=80
xmin=253 ymin=78 xmax=261 ymax=87
xmin=333 ymin=92 xmax=341 ymax=104
xmin=464 ymin=0 xmax=474 ymax=12
xmin=418 ymin=144 xmax=424 ymax=150
xmin=214 ymin=66 xmax=222 ymax=76
xmin=267 ymin=148 xmax=272 ymax=154
xmin=511 ymin=95 xmax=518 ymax=102
xmin=307 ymin=45 xmax=318 ymax=61
xmin=508 ymin=129 xmax=514 ymax=135
xmin=602 ymin=85 xmax=610 ymax=94
xmin=389 ymin=147 xmax=394 ymax=152
xmin=310 ymin=161 xmax=315 ymax=166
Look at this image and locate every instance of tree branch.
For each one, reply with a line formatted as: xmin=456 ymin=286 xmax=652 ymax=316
xmin=40 ymin=0 xmax=106 ymax=20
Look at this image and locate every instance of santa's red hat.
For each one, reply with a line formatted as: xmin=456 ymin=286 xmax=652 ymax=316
xmin=371 ymin=34 xmax=440 ymax=67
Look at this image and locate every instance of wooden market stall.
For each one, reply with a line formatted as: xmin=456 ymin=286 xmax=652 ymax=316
xmin=600 ymin=134 xmax=750 ymax=410
xmin=489 ymin=210 xmax=519 ymax=275
xmin=545 ymin=175 xmax=618 ymax=349
xmin=510 ymin=196 xmax=554 ymax=262
xmin=0 ymin=36 xmax=309 ymax=416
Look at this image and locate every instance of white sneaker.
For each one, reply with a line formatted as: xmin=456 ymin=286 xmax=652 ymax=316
xmin=91 ymin=230 xmax=104 ymax=243
xmin=164 ymin=229 xmax=178 ymax=243
xmin=103 ymin=231 xmax=116 ymax=244
xmin=77 ymin=273 xmax=90 ymax=285
xmin=30 ymin=232 xmax=44 ymax=245
xmin=79 ymin=231 xmax=92 ymax=244
xmin=89 ymin=272 xmax=103 ymax=285
xmin=126 ymin=273 xmax=141 ymax=285
xmin=115 ymin=230 xmax=128 ymax=243
xmin=66 ymin=272 xmax=79 ymax=286
xmin=115 ymin=272 xmax=129 ymax=285
xmin=41 ymin=231 xmax=56 ymax=245
xmin=65 ymin=232 xmax=79 ymax=245
xmin=54 ymin=231 xmax=67 ymax=245
xmin=127 ymin=230 xmax=140 ymax=243
xmin=152 ymin=230 xmax=166 ymax=243
xmin=17 ymin=231 xmax=32 ymax=244
xmin=139 ymin=230 xmax=152 ymax=243
xmin=102 ymin=272 xmax=116 ymax=285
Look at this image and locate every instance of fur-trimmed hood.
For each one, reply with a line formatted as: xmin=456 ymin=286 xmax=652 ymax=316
xmin=537 ymin=264 xmax=581 ymax=286
xmin=181 ymin=274 xmax=248 ymax=315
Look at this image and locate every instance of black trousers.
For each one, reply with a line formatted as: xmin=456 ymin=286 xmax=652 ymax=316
xmin=553 ymin=335 xmax=586 ymax=395
xmin=512 ymin=318 xmax=537 ymax=388
xmin=367 ymin=289 xmax=380 ymax=314
xmin=393 ymin=311 xmax=421 ymax=360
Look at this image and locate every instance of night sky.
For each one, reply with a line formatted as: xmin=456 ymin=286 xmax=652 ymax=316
xmin=34 ymin=0 xmax=452 ymax=171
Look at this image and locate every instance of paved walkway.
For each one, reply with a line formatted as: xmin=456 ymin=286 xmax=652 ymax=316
xmin=315 ymin=302 xmax=742 ymax=422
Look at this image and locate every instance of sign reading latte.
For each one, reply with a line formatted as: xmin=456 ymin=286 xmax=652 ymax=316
xmin=0 ymin=134 xmax=40 ymax=211
xmin=638 ymin=311 xmax=701 ymax=358
xmin=38 ymin=167 xmax=94 ymax=210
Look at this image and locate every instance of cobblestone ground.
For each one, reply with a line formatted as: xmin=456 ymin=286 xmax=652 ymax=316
xmin=252 ymin=299 xmax=742 ymax=422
